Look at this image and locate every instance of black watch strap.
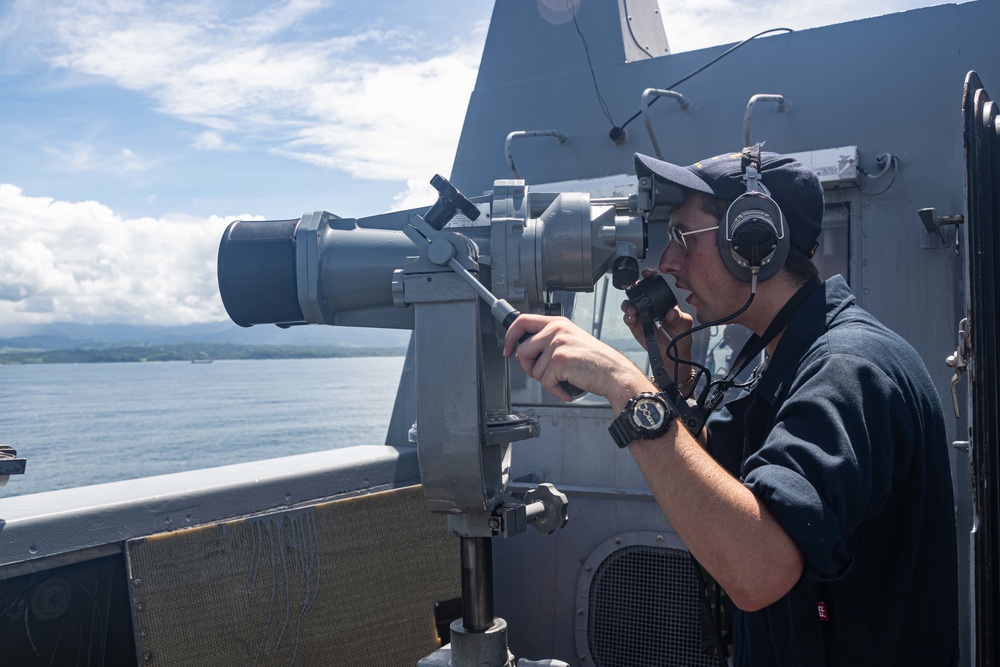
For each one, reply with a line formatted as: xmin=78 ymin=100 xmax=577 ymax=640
xmin=608 ymin=392 xmax=677 ymax=449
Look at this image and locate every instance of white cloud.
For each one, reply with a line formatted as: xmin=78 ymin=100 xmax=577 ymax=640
xmin=25 ymin=1 xmax=482 ymax=187
xmin=0 ymin=1 xmax=483 ymax=327
xmin=658 ymin=0 xmax=947 ymax=53
xmin=193 ymin=131 xmax=239 ymax=152
xmin=389 ymin=179 xmax=439 ymax=213
xmin=0 ymin=182 xmax=250 ymax=327
xmin=41 ymin=142 xmax=149 ymax=174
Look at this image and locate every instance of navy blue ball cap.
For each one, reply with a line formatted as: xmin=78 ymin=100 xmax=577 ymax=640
xmin=634 ymin=150 xmax=824 ymax=255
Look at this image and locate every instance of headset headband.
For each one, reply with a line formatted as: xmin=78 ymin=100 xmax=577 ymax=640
xmin=741 ymin=144 xmax=770 ymax=196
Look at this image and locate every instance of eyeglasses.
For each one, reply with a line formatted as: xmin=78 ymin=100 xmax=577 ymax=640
xmin=667 ymin=225 xmax=720 ymax=254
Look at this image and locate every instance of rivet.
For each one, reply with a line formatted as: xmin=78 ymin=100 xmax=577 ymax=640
xmin=133 ymin=578 xmax=142 ymax=586
xmin=577 ymin=608 xmax=583 ymax=615
xmin=585 ymin=566 xmax=592 ymax=572
xmin=28 ymin=544 xmax=38 ymax=554
xmin=137 ymin=603 xmax=145 ymax=612
xmin=615 ymin=538 xmax=621 ymax=545
xmin=656 ymin=535 xmax=663 ymax=542
xmin=143 ymin=653 xmax=153 ymax=662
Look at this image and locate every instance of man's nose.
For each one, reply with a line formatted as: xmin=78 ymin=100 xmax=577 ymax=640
xmin=658 ymin=241 xmax=683 ymax=275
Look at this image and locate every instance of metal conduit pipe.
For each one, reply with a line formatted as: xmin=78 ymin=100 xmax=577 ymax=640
xmin=504 ymin=130 xmax=568 ymax=180
xmin=743 ymin=94 xmax=786 ymax=148
xmin=640 ymin=88 xmax=691 ymax=158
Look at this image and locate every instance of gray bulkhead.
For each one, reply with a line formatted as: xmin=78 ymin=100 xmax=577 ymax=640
xmin=426 ymin=0 xmax=998 ymax=663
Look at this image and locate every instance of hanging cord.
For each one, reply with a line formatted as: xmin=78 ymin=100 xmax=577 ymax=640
xmin=617 ymin=28 xmax=794 ymax=134
xmin=621 ymin=0 xmax=655 ymax=59
xmin=565 ymin=0 xmax=792 ymax=138
xmin=631 ymin=278 xmax=756 ymax=434
xmin=858 ymin=153 xmax=900 ymax=196
xmin=569 ymin=0 xmax=617 ymax=127
xmin=665 ymin=276 xmax=758 ymax=400
xmin=695 ymin=275 xmax=822 ymax=411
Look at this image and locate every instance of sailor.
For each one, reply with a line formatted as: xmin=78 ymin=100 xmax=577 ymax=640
xmin=503 ymin=150 xmax=959 ymax=666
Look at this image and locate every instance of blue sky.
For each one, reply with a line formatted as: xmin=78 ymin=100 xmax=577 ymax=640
xmin=0 ymin=0 xmax=941 ymax=334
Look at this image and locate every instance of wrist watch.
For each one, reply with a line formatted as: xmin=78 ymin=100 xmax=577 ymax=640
xmin=608 ymin=391 xmax=678 ymax=448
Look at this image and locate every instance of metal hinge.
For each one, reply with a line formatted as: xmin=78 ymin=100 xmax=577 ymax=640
xmin=945 ymin=318 xmax=971 ymax=418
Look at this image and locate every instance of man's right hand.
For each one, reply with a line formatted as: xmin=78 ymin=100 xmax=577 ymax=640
xmin=503 ymin=314 xmax=652 ymax=409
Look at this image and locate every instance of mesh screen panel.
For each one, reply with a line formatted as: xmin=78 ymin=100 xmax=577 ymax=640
xmin=587 ymin=545 xmax=718 ymax=667
xmin=127 ymin=485 xmax=459 ymax=666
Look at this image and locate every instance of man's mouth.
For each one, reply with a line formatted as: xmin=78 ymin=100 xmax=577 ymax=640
xmin=673 ymin=283 xmax=693 ymax=305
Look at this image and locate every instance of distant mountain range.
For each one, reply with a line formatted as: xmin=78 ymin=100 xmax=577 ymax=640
xmin=0 ymin=322 xmax=411 ymax=351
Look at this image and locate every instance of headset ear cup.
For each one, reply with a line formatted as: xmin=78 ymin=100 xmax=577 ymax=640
xmin=719 ymin=193 xmax=789 ymax=282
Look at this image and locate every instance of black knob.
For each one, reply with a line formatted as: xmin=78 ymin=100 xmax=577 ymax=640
xmin=424 ymin=174 xmax=481 ymax=230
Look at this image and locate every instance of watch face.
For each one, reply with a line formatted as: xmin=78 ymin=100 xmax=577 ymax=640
xmin=632 ymin=397 xmax=667 ymax=430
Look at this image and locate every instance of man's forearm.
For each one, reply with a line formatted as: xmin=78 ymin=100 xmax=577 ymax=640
xmin=627 ymin=423 xmax=805 ymax=612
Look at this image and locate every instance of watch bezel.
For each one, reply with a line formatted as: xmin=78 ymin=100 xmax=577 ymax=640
xmin=630 ymin=394 xmax=669 ymax=432
xmin=609 ymin=391 xmax=678 ymax=449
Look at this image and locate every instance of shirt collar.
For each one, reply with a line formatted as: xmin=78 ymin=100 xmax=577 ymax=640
xmin=754 ymin=275 xmax=854 ymax=399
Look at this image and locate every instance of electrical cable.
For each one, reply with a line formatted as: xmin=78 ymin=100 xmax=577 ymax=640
xmin=569 ymin=1 xmax=617 ymax=127
xmin=664 ymin=281 xmax=757 ymax=399
xmin=618 ymin=28 xmax=794 ymax=133
xmin=860 ymin=153 xmax=894 ymax=179
xmin=567 ymin=4 xmax=792 ymax=140
xmin=621 ymin=0 xmax=655 ymax=59
xmin=858 ymin=153 xmax=900 ymax=196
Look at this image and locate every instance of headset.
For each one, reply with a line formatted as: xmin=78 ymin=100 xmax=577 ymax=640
xmin=717 ymin=144 xmax=789 ymax=283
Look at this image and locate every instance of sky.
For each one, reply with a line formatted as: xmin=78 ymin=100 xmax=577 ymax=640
xmin=0 ymin=0 xmax=947 ymax=335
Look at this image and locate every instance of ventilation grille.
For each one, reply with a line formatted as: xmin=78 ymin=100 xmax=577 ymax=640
xmin=587 ymin=545 xmax=717 ymax=667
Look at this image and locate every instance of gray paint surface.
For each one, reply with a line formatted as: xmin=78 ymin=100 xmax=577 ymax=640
xmin=0 ymin=445 xmax=419 ymax=569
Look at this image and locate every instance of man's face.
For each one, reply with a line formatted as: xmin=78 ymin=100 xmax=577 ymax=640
xmin=656 ymin=193 xmax=748 ymax=324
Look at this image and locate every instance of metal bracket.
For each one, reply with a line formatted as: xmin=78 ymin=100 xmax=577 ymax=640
xmin=743 ymin=94 xmax=786 ymax=148
xmin=488 ymin=502 xmax=528 ymax=538
xmin=640 ymin=88 xmax=690 ymax=158
xmin=918 ymin=207 xmax=965 ymax=253
xmin=946 ymin=317 xmax=970 ymax=418
xmin=504 ymin=130 xmax=568 ymax=180
xmin=489 ymin=483 xmax=569 ymax=538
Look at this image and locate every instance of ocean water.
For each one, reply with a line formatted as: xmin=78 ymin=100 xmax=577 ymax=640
xmin=0 ymin=357 xmax=406 ymax=498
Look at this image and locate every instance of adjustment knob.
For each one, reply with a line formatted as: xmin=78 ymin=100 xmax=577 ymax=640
xmin=424 ymin=174 xmax=481 ymax=230
xmin=524 ymin=483 xmax=569 ymax=535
